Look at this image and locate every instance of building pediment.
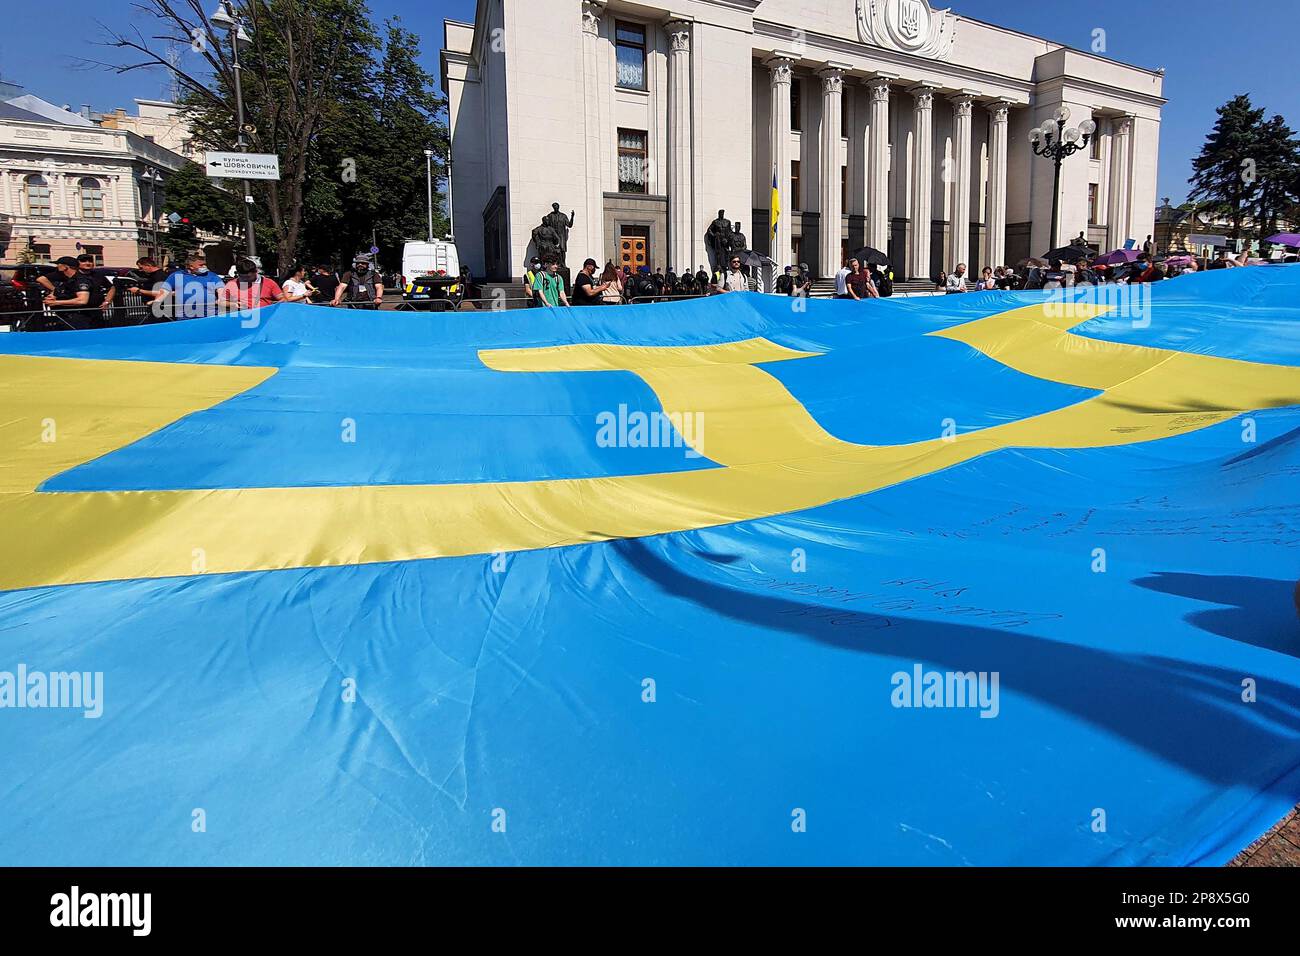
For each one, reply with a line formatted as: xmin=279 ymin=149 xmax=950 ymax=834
xmin=857 ymin=0 xmax=956 ymax=61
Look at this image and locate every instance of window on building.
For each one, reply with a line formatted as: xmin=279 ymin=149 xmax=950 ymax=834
xmin=81 ymin=244 xmax=104 ymax=266
xmin=841 ymin=166 xmax=847 ymax=210
xmin=617 ymin=128 xmax=648 ymax=193
xmin=841 ymin=91 xmax=849 ymax=134
xmin=24 ymin=174 xmax=51 ymax=218
xmin=30 ymin=243 xmax=51 ymax=259
xmin=790 ymin=160 xmax=801 ymax=210
xmin=80 ymin=177 xmax=105 ymax=219
xmin=615 ymin=22 xmax=647 ymax=91
xmin=1088 ymin=183 xmax=1099 ymax=225
xmin=1091 ymin=127 xmax=1101 ymax=160
xmin=791 ymin=79 xmax=802 ymax=132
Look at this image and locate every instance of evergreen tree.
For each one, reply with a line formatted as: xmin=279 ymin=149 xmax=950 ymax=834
xmin=1252 ymin=114 xmax=1300 ymax=240
xmin=1188 ymin=95 xmax=1265 ymax=241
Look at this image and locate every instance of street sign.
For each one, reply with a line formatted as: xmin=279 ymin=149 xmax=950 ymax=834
xmin=369 ymin=246 xmax=379 ymax=255
xmin=168 ymin=212 xmax=181 ymax=224
xmin=205 ymin=151 xmax=281 ymax=181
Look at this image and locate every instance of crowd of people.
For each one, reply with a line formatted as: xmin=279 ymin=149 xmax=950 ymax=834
xmin=8 ymin=251 xmax=395 ymax=332
xmin=521 ymin=254 xmax=775 ymax=307
xmin=935 ymin=247 xmax=1257 ymax=297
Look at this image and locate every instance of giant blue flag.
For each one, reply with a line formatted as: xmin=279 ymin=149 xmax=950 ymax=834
xmin=1 ymin=265 xmax=1299 ymax=865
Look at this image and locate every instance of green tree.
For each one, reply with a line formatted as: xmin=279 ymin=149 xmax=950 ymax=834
xmin=158 ymin=159 xmax=243 ymax=262
xmin=1188 ymin=95 xmax=1265 ymax=242
xmin=1251 ymin=114 xmax=1300 ymax=240
xmin=298 ymin=18 xmax=448 ymax=269
xmin=103 ymin=0 xmax=381 ymax=268
xmin=100 ymin=2 xmax=449 ymax=271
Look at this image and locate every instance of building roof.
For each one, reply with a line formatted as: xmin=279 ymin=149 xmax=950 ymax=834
xmin=0 ymin=101 xmax=49 ymax=123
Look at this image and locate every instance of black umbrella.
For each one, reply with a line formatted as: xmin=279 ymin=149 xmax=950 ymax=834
xmin=1042 ymin=245 xmax=1091 ymax=264
xmin=734 ymin=249 xmax=776 ymax=269
xmin=846 ymin=246 xmax=889 ymax=267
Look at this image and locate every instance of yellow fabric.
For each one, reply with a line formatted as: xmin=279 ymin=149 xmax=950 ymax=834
xmin=769 ymin=165 xmax=780 ymax=242
xmin=3 ymin=303 xmax=1298 ymax=591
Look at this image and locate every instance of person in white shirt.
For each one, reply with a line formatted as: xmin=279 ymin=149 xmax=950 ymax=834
xmin=721 ymin=256 xmax=750 ymax=292
xmin=281 ymin=264 xmax=315 ymax=303
xmin=834 ymin=261 xmax=851 ymax=298
xmin=945 ymin=263 xmax=968 ymax=293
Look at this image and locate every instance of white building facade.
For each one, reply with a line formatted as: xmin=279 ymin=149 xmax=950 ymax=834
xmin=441 ymin=0 xmax=1164 ymax=280
xmin=0 ymin=92 xmax=191 ymax=265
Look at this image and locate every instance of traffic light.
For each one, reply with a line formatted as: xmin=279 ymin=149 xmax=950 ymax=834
xmin=168 ymin=215 xmax=196 ymax=243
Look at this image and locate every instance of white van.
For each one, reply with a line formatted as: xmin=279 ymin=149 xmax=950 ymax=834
xmin=401 ymin=239 xmax=460 ymax=285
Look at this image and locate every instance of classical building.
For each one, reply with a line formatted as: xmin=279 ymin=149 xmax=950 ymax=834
xmin=440 ymin=0 xmax=1164 ymax=280
xmin=0 ymin=86 xmax=191 ymax=265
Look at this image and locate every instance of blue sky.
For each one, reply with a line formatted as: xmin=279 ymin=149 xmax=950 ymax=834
xmin=3 ymin=0 xmax=1292 ymax=204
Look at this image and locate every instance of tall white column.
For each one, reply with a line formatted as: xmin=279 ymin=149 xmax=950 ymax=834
xmin=865 ymin=75 xmax=892 ymax=252
xmin=581 ymin=2 xmax=606 ymax=262
xmin=1108 ymin=114 xmax=1133 ymax=248
xmin=665 ymin=19 xmax=694 ymax=270
xmin=766 ymin=55 xmax=794 ymax=267
xmin=908 ymin=84 xmax=935 ymax=280
xmin=817 ymin=65 xmax=845 ymax=278
xmin=948 ymin=93 xmax=973 ymax=271
xmin=986 ymin=101 xmax=1011 ymax=268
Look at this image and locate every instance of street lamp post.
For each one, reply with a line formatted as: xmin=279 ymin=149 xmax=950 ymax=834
xmin=210 ymin=1 xmax=257 ymax=259
xmin=423 ymin=149 xmax=435 ymax=242
xmin=445 ymin=146 xmax=454 ymax=239
xmin=140 ymin=168 xmax=161 ymax=258
xmin=1028 ymin=107 xmax=1096 ymax=248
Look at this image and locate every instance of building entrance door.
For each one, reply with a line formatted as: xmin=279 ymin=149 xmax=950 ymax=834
xmin=619 ymin=228 xmax=649 ymax=270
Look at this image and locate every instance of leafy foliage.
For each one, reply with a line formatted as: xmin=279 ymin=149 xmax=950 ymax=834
xmin=102 ymin=0 xmax=448 ymax=270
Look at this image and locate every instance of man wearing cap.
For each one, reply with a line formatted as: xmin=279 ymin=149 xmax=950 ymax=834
xmin=333 ymin=256 xmax=384 ymax=309
xmin=571 ymin=258 xmax=611 ymax=305
xmin=41 ymin=257 xmax=101 ymax=330
xmin=524 ymin=257 xmax=543 ymax=306
xmin=77 ymin=253 xmax=116 ymax=324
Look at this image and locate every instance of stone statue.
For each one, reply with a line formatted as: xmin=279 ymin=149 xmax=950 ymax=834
xmin=706 ymin=209 xmax=732 ymax=269
xmin=728 ymin=222 xmax=748 ymax=257
xmin=531 ymin=219 xmax=561 ymax=264
xmin=541 ymin=202 xmax=575 ymax=264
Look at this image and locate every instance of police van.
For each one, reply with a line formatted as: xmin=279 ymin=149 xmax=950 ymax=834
xmin=401 ymin=239 xmax=462 ymax=306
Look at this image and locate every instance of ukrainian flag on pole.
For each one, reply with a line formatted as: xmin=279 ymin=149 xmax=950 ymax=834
xmin=769 ymin=165 xmax=780 ymax=242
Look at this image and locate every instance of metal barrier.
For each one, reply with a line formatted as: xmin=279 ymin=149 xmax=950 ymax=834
xmin=394 ymin=296 xmax=535 ymax=312
xmin=627 ymin=293 xmax=714 ymax=304
xmin=0 ymin=305 xmax=130 ymax=332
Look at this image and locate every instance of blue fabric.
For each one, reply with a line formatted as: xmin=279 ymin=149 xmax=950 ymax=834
xmin=2 ymin=266 xmax=1299 ymax=866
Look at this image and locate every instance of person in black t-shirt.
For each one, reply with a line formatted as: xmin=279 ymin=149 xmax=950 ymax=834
xmin=310 ymin=264 xmax=340 ymax=304
xmin=77 ymin=254 xmax=114 ymax=325
xmin=42 ymin=257 xmax=100 ymax=330
xmin=571 ymin=257 xmax=609 ymax=305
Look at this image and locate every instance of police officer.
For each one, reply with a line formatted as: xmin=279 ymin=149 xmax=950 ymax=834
xmin=77 ymin=253 xmax=115 ymax=326
xmin=42 ymin=256 xmax=101 ymax=331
